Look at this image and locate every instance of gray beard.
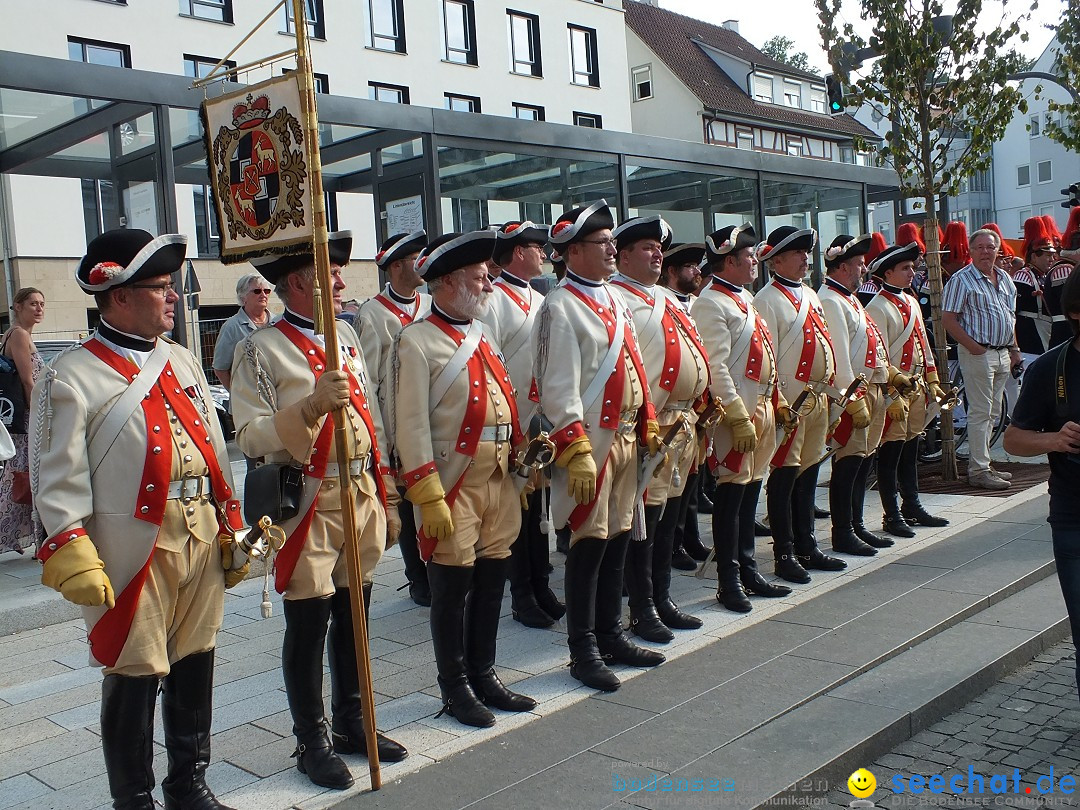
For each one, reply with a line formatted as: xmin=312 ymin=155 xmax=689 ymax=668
xmin=454 ymin=287 xmax=489 ymax=319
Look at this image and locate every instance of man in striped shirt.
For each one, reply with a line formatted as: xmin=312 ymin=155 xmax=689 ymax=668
xmin=941 ymin=229 xmax=1021 ymax=489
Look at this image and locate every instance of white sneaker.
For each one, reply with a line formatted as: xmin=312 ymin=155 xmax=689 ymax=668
xmin=989 ymin=466 xmax=1013 ymax=480
xmin=968 ymin=470 xmax=1010 ymax=490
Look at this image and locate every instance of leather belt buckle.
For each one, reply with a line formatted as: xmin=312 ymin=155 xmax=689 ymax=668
xmin=479 ymin=424 xmax=512 ymax=442
xmin=170 ymin=473 xmax=209 ymax=504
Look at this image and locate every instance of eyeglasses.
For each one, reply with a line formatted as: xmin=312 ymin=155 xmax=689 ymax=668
xmin=249 ymin=288 xmax=273 ymax=295
xmin=130 ymin=282 xmax=177 ymax=296
xmin=580 ymin=238 xmax=616 ymax=249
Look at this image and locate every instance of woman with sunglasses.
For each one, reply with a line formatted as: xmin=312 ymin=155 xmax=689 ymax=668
xmin=212 ymin=272 xmax=275 ymax=391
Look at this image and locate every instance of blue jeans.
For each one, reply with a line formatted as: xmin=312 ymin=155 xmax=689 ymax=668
xmin=1052 ymin=524 xmax=1080 ymax=696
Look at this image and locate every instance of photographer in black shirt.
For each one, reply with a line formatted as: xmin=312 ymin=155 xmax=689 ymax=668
xmin=1004 ymin=266 xmax=1080 ymax=693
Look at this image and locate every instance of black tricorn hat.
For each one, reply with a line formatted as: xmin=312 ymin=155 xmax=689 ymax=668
xmin=415 ymin=231 xmax=496 ymax=281
xmin=869 ymin=242 xmax=922 ymax=277
xmin=249 ymin=231 xmax=353 ymax=284
xmin=760 ymin=226 xmax=816 ymax=262
xmin=824 ymin=234 xmax=873 ymax=270
xmin=612 ymin=215 xmax=673 ymax=253
xmin=77 ymin=228 xmax=187 ymax=294
xmin=492 ymin=221 xmax=550 ymax=266
xmin=705 ymin=223 xmax=757 ymax=266
xmin=549 ymin=200 xmax=615 ymax=246
xmin=376 ymin=230 xmax=427 ymax=268
xmin=663 ymin=242 xmax=707 ymax=270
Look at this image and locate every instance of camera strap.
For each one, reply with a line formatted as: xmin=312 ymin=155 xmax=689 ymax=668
xmin=1055 ymin=340 xmax=1070 ymax=420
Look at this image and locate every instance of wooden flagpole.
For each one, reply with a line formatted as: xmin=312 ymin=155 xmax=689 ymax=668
xmin=290 ymin=0 xmax=382 ymax=790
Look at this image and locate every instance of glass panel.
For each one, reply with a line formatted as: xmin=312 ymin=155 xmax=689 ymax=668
xmin=445 ymin=1 xmax=470 ymax=63
xmin=0 ymin=88 xmax=117 ymax=149
xmin=763 ymin=179 xmax=862 ymax=285
xmin=438 ymin=145 xmax=619 ymax=237
xmin=382 ymin=138 xmax=423 ymax=165
xmin=119 ymin=112 xmax=155 ymax=156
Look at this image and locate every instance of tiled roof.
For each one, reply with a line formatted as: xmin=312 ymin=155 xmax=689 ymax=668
xmin=623 ymin=1 xmax=877 ymax=140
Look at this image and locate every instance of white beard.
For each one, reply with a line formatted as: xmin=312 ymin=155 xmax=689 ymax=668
xmin=454 ymin=287 xmax=489 ymax=320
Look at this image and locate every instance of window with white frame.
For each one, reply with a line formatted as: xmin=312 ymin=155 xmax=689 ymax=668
xmin=445 ymin=93 xmax=481 ymax=113
xmin=282 ymin=0 xmax=324 ymax=39
xmin=444 ymin=0 xmax=477 ymax=65
xmin=1038 ymin=160 xmax=1052 ymax=183
xmin=573 ymin=111 xmax=602 ymax=128
xmin=810 ymin=86 xmax=826 ymax=113
xmin=753 ymin=73 xmax=772 ymax=102
xmin=568 ymin=25 xmax=599 ymax=87
xmin=1017 ymin=165 xmax=1030 ymax=187
xmin=783 ymin=80 xmax=801 ymax=108
xmin=631 ymin=64 xmax=652 ymax=101
xmin=508 ymin=11 xmax=541 ymax=77
xmin=1030 ymin=115 xmax=1041 ymax=137
xmin=513 ymin=102 xmax=545 ymax=121
xmin=1019 ymin=209 xmax=1030 ymax=233
xmin=369 ymin=82 xmax=409 ymax=103
xmin=737 ymin=131 xmax=754 ymax=150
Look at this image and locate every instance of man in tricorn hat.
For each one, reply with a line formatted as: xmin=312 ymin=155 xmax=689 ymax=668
xmin=33 ymin=228 xmax=247 ymax=810
xmin=753 ymin=226 xmax=847 ymax=584
xmin=390 ymin=230 xmax=537 ymax=728
xmin=867 ymin=242 xmax=951 ymax=529
xmin=535 ymin=200 xmax=664 ymax=693
xmin=353 ymin=230 xmax=431 ymax=607
xmin=819 ymin=234 xmax=914 ymax=557
xmin=231 ymin=231 xmax=407 ymax=790
xmin=478 ymin=221 xmax=566 ymax=629
xmin=693 ymin=224 xmax=794 ymax=612
xmin=610 ymin=217 xmax=709 ymax=641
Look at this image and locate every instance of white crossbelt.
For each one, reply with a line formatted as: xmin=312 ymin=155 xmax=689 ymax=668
xmin=479 ymin=424 xmax=513 ymax=442
xmin=662 ymin=399 xmax=694 ymax=412
xmin=322 ymin=457 xmax=370 ymax=478
xmin=166 ymin=475 xmax=211 ymax=500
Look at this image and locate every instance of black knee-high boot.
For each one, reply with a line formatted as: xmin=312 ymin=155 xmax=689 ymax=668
xmin=327 ymin=586 xmax=408 ymax=762
xmin=899 ymin=437 xmax=949 ymax=527
xmin=712 ymin=482 xmax=751 ymax=612
xmin=767 ymin=466 xmax=809 ymax=583
xmin=565 ymin=536 xmax=620 ymax=691
xmin=161 ymin=650 xmax=234 ymax=810
xmin=596 ymin=533 xmax=665 ymax=668
xmin=428 ymin=562 xmax=494 ymax=728
xmin=877 ymin=440 xmax=915 ymax=537
xmin=509 ymin=494 xmax=553 ymax=628
xmin=101 ymin=674 xmax=159 ymax=810
xmin=829 ymin=456 xmax=877 ymax=556
xmin=678 ymin=474 xmax=710 ymax=561
xmin=626 ymin=504 xmax=673 ymax=642
xmin=794 ymin=464 xmax=846 ymax=571
xmin=652 ymin=492 xmax=702 ymax=629
xmin=852 ymin=454 xmax=893 ymax=548
xmin=738 ymin=478 xmax=791 ymax=597
xmin=397 ymin=489 xmax=430 ymax=606
xmin=282 ymin=597 xmax=352 ymax=789
xmin=465 ymin=557 xmax=537 ymax=712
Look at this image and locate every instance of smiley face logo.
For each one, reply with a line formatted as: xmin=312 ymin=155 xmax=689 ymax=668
xmin=848 ymin=768 xmax=876 ymax=798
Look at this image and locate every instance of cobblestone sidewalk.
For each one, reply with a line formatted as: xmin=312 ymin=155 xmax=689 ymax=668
xmin=816 ymin=640 xmax=1080 ymax=809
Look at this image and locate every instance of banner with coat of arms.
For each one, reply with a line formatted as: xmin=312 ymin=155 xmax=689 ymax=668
xmin=201 ymin=73 xmax=312 ymax=263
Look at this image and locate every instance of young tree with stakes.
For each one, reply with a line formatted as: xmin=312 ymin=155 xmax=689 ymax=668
xmin=816 ymin=0 xmax=1034 ymax=480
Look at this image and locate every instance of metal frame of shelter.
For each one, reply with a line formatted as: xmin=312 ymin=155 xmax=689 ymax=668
xmin=0 ymin=49 xmax=899 ymax=347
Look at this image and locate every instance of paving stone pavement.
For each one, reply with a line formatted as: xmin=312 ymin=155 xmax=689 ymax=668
xmin=0 ymin=453 xmax=1053 ymax=810
xmin=815 ymin=640 xmax=1080 ymax=810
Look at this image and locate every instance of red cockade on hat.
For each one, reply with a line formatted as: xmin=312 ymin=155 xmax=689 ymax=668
xmin=551 ymin=220 xmax=574 ymax=237
xmin=88 ymin=261 xmax=125 ymax=286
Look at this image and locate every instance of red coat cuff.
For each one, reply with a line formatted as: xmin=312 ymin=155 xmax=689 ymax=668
xmin=37 ymin=528 xmax=87 ymax=563
xmin=551 ymin=421 xmax=586 ymax=456
xmin=402 ymin=461 xmax=439 ymax=487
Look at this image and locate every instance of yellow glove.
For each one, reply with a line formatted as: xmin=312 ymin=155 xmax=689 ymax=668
xmin=845 ymin=397 xmax=872 ymax=429
xmin=302 ymin=370 xmax=350 ymax=426
xmin=888 ymin=367 xmax=916 ymax=396
xmin=557 ymin=437 xmax=597 ymax=505
xmin=722 ymin=397 xmax=757 ymax=454
xmin=406 ymin=474 xmax=454 ymax=541
xmin=886 ymin=396 xmax=909 ymax=423
xmin=219 ymin=535 xmax=250 ymax=589
xmin=41 ymin=534 xmax=115 ymax=609
xmin=385 ymin=504 xmax=402 ymax=549
xmin=645 ymin=419 xmax=662 ymax=455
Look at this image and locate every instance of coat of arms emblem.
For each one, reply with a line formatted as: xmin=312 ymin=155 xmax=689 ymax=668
xmin=202 ymin=74 xmax=313 ymax=262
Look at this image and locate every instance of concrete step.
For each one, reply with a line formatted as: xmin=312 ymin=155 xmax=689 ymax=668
xmin=327 ymin=493 xmax=1062 ymax=810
